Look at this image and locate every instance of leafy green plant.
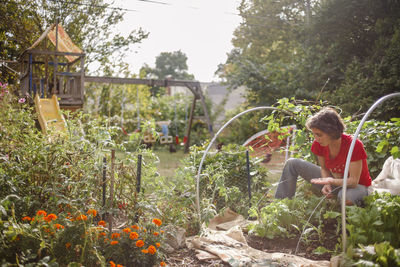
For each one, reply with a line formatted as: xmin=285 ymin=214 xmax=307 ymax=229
xmin=346 ymin=193 xmax=400 ymax=248
xmin=345 ymin=242 xmax=400 ymax=267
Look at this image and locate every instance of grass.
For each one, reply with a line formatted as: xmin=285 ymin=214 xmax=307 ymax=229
xmin=153 ymin=147 xmax=188 ymax=178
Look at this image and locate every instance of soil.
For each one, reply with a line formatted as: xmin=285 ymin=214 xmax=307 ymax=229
xmin=165 ymin=219 xmax=338 ymax=266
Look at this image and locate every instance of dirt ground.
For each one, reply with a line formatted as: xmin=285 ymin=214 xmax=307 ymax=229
xmin=165 ymin=219 xmax=338 ymax=266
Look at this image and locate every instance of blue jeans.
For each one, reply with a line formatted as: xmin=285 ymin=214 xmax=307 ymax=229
xmin=274 ymin=158 xmax=369 ymax=206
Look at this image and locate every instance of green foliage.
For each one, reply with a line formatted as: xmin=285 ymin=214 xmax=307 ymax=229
xmin=141 ymin=50 xmax=195 ymax=96
xmin=347 ymin=118 xmax=400 ymax=177
xmin=0 ymin=82 xmax=165 ymax=265
xmin=247 ymin=186 xmax=338 ymax=243
xmin=142 ymin=50 xmax=195 ymax=81
xmin=346 ymin=193 xmax=400 ymax=248
xmin=219 ymin=0 xmax=400 ymax=120
xmin=173 ymin=143 xmax=270 ymax=225
xmin=346 ymin=242 xmax=400 ymax=267
xmin=345 ymin=194 xmax=400 ymax=265
xmin=0 ymin=0 xmax=148 ymax=82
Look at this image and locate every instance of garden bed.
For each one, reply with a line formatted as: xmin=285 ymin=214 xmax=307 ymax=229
xmin=165 ymin=219 xmax=338 ymax=266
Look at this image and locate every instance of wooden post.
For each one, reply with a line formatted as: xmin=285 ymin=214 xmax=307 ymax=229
xmin=184 ymin=96 xmax=197 ymax=153
xmin=196 ymin=85 xmax=214 ymax=137
xmin=53 ymin=22 xmax=58 ymax=96
xmin=102 ymin=157 xmax=107 ymax=220
xmin=109 ymin=150 xmax=115 ymax=232
xmin=80 ymin=56 xmax=85 ymax=102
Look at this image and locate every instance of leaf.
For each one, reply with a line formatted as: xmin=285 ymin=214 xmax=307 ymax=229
xmin=313 ymin=246 xmax=330 ymax=255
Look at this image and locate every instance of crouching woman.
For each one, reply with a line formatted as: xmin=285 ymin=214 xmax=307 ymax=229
xmin=274 ymin=107 xmax=372 ymax=206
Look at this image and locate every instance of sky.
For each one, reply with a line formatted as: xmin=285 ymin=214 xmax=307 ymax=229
xmin=108 ymin=0 xmax=242 ymax=82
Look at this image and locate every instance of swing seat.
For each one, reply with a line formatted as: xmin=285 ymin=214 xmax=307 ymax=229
xmin=143 ymin=135 xmax=156 ymax=143
xmin=160 ymin=135 xmax=173 ymax=144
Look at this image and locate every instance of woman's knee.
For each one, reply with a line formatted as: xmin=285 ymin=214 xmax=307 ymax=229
xmin=338 ymin=187 xmax=368 ymax=206
xmin=285 ymin=158 xmax=303 ymax=168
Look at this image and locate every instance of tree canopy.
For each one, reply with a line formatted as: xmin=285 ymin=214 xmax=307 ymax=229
xmin=218 ymin=0 xmax=400 ymax=120
xmin=0 ymin=0 xmax=148 ymax=82
xmin=141 ymin=50 xmax=195 ymax=80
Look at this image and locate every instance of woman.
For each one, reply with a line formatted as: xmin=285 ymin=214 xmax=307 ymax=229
xmin=274 ymin=107 xmax=372 ymax=206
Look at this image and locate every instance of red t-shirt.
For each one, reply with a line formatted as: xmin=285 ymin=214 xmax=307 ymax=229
xmin=311 ymin=134 xmax=372 ymax=187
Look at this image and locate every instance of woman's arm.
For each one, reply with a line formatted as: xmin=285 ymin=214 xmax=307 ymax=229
xmin=311 ymin=159 xmax=363 ymax=188
xmin=317 ymin=156 xmax=332 ymax=178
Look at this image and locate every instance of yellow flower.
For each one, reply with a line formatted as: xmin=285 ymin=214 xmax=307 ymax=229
xmin=87 ymin=209 xmax=97 ymax=217
xmin=152 ymin=218 xmax=162 ymax=226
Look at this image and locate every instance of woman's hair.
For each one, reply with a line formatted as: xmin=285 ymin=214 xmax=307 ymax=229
xmin=305 ymin=107 xmax=346 ymax=139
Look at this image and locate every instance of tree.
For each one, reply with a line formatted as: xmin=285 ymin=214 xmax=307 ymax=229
xmin=141 ymin=50 xmax=195 ymax=95
xmin=217 ymin=0 xmax=315 ymax=105
xmin=0 ymin=0 xmax=148 ymax=83
xmin=218 ymin=0 xmax=400 ymax=119
xmin=309 ymin=0 xmax=400 ymax=119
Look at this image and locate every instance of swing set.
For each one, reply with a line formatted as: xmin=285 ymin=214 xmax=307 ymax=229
xmin=85 ymin=76 xmax=214 ymax=152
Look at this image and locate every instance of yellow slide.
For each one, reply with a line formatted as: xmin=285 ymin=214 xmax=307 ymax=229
xmin=34 ymin=94 xmax=67 ymax=134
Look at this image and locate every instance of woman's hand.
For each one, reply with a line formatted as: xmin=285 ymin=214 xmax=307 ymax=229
xmin=311 ymin=177 xmax=334 ymax=198
xmin=321 ymin=184 xmax=333 ymax=198
xmin=310 ymin=177 xmax=333 ymax=185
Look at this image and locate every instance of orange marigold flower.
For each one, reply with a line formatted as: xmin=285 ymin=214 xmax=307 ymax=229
xmin=153 ymin=232 xmax=159 ymax=236
xmin=161 ymin=230 xmax=164 ymax=234
xmin=156 ymin=242 xmax=161 ymax=247
xmin=141 ymin=249 xmax=148 ymax=254
xmin=129 ymin=232 xmax=139 ymax=240
xmin=136 ymin=240 xmax=145 ymax=248
xmin=45 ymin=214 xmax=57 ymax=222
xmin=148 ymin=245 xmax=157 ymax=255
xmin=116 ymin=265 xmax=123 ymax=267
xmin=123 ymin=228 xmax=131 ymax=234
xmin=36 ymin=210 xmax=47 ymax=217
xmin=110 ymin=240 xmax=119 ymax=245
xmin=98 ymin=220 xmax=106 ymax=227
xmin=152 ymin=218 xmax=162 ymax=226
xmin=76 ymin=214 xmax=87 ymax=221
xmin=111 ymin=233 xmax=121 ymax=239
xmin=54 ymin=224 xmax=64 ymax=230
xmin=160 ymin=261 xmax=166 ymax=266
xmin=99 ymin=232 xmax=106 ymax=237
xmin=87 ymin=209 xmax=97 ymax=217
xmin=22 ymin=216 xmax=31 ymax=221
xmin=131 ymin=225 xmax=139 ymax=230
xmin=110 ymin=261 xmax=116 ymax=267
xmin=65 ymin=242 xmax=72 ymax=249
